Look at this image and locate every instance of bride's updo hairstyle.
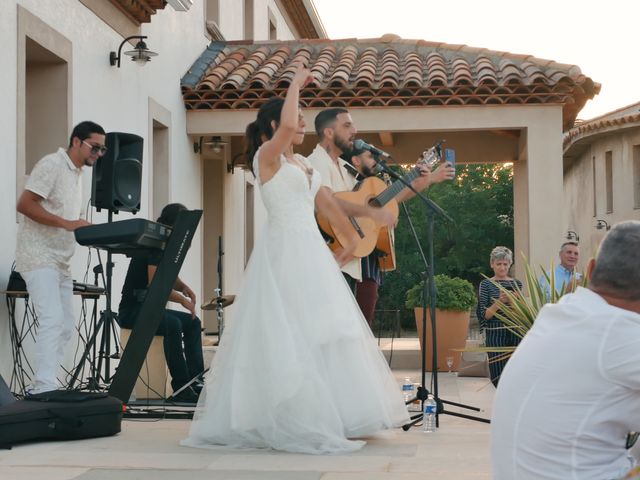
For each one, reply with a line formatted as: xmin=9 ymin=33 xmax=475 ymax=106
xmin=245 ymin=97 xmax=285 ymax=175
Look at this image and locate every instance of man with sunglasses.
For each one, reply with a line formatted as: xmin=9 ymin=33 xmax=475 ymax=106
xmin=15 ymin=120 xmax=106 ymax=395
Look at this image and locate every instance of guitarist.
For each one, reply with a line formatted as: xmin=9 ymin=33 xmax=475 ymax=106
xmin=342 ymin=146 xmax=455 ymax=327
xmin=308 ymin=108 xmax=378 ymax=292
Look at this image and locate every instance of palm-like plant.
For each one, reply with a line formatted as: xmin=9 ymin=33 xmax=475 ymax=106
xmin=472 ymin=256 xmax=587 ymax=360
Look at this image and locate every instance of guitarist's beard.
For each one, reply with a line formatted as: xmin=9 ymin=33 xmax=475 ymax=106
xmin=361 ymin=164 xmax=377 ymax=178
xmin=334 ymin=136 xmax=353 ymax=156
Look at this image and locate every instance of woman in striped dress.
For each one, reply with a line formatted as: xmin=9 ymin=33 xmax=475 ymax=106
xmin=476 ymin=246 xmax=522 ymax=387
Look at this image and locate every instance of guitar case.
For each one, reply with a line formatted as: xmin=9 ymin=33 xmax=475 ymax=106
xmin=0 ymin=385 xmax=123 ymax=448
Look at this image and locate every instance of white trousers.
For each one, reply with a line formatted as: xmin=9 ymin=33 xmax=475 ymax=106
xmin=21 ymin=267 xmax=75 ymax=394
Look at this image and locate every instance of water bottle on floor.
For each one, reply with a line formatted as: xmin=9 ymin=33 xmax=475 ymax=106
xmin=423 ymin=394 xmax=437 ymax=433
xmin=402 ymin=377 xmax=414 ymax=406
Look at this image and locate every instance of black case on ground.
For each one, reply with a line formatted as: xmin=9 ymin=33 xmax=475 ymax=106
xmin=0 ymin=390 xmax=123 ymax=448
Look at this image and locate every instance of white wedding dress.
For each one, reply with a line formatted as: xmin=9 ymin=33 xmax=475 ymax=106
xmin=181 ymin=151 xmax=409 ymax=454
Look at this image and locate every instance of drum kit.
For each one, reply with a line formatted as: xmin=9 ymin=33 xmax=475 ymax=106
xmin=200 ymin=288 xmax=235 ymax=341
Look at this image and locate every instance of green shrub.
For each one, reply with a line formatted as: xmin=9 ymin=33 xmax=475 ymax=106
xmin=405 ymin=274 xmax=476 ymax=311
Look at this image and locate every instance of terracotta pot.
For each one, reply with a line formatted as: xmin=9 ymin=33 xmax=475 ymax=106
xmin=414 ymin=307 xmax=470 ymax=372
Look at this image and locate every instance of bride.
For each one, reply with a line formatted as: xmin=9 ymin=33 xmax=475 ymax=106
xmin=181 ymin=65 xmax=409 ymax=454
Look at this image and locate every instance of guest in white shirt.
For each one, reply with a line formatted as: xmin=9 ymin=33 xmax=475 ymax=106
xmin=491 ymin=220 xmax=640 ymax=480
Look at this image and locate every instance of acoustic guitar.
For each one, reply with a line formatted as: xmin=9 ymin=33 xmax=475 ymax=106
xmin=317 ymin=145 xmax=442 ymax=271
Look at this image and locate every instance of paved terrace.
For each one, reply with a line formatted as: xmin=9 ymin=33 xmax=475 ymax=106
xmin=0 ymin=339 xmax=495 ymax=479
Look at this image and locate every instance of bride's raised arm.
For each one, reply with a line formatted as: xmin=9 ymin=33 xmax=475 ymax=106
xmin=258 ymin=65 xmax=313 ymax=182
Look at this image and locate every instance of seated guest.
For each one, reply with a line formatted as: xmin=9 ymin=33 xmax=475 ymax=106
xmin=118 ymin=203 xmax=204 ymax=403
xmin=491 ymin=221 xmax=640 ymax=480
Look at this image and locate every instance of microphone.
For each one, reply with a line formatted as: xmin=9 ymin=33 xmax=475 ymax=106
xmin=353 ymin=139 xmax=392 ymax=159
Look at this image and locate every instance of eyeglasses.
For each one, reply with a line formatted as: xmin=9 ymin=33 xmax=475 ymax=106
xmin=82 ymin=140 xmax=108 ymax=156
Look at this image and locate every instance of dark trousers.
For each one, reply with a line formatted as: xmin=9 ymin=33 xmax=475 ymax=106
xmin=356 ymin=279 xmax=379 ymax=327
xmin=119 ymin=306 xmax=204 ymax=392
xmin=343 ymin=272 xmax=357 ymax=295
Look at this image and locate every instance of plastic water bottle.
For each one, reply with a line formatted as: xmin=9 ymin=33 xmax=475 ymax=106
xmin=423 ymin=394 xmax=437 ymax=433
xmin=402 ymin=377 xmax=414 ymax=405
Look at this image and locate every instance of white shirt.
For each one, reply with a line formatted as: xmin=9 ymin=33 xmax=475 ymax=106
xmin=307 ymin=144 xmax=361 ymax=281
xmin=16 ymin=148 xmax=83 ymax=274
xmin=491 ymin=287 xmax=640 ymax=480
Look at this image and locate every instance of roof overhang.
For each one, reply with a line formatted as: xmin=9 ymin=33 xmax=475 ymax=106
xmin=276 ymin=0 xmax=327 ymax=39
xmin=563 ymin=102 xmax=640 ymax=171
xmin=181 ymin=35 xmax=599 ymax=132
xmin=108 ymin=0 xmax=167 ymax=24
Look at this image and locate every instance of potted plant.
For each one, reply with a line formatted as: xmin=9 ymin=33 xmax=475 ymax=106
xmin=405 ymin=274 xmax=476 ymax=372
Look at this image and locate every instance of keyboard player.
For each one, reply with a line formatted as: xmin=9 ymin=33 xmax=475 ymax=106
xmin=15 ymin=121 xmax=105 ymax=395
xmin=118 ymin=203 xmax=204 ymax=403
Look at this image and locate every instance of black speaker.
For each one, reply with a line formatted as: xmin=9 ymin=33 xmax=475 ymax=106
xmin=91 ymin=132 xmax=143 ymax=213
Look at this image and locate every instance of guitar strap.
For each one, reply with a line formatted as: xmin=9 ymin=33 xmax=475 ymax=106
xmin=343 ymin=162 xmax=392 ymax=191
xmin=342 ymin=162 xmax=363 ymax=183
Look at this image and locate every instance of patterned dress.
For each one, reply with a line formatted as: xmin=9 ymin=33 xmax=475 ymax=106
xmin=477 ymin=278 xmax=523 ymax=386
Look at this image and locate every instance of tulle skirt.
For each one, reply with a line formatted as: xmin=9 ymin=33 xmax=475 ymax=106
xmin=181 ymin=223 xmax=409 ymax=454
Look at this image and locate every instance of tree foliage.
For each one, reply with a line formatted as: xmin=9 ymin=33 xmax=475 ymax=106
xmin=377 ymin=163 xmax=514 ymax=327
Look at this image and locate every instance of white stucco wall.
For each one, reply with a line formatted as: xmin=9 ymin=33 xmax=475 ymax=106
xmin=0 ymin=0 xmax=208 ymax=384
xmin=0 ymin=0 xmax=303 ymax=387
xmin=0 ymin=0 xmax=20 ymax=384
xmin=217 ymin=0 xmax=244 ymax=40
xmin=563 ymin=126 xmax=640 ymax=268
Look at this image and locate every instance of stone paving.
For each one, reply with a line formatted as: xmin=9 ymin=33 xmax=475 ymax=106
xmin=0 ymin=339 xmax=495 ymax=480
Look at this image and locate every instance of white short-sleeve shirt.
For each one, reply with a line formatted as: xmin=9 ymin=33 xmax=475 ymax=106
xmin=307 ymin=144 xmax=361 ymax=281
xmin=491 ymin=287 xmax=640 ymax=480
xmin=16 ymin=148 xmax=83 ymax=274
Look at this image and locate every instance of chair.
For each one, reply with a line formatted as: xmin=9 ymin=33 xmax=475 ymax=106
xmin=119 ymin=327 xmax=168 ymax=400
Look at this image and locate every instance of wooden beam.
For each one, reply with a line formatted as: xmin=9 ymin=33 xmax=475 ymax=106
xmin=379 ymin=131 xmax=394 ymax=146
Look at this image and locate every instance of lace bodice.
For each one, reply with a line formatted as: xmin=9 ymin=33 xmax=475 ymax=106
xmin=253 ymin=151 xmax=321 ymax=231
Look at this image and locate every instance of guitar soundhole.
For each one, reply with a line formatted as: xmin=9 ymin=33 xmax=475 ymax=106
xmin=368 ymin=198 xmax=382 ymax=208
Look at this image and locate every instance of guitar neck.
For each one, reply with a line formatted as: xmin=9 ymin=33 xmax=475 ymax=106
xmin=374 ymin=167 xmax=421 ymax=206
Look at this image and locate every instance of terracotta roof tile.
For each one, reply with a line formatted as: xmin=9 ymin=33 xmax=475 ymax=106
xmin=564 ymin=102 xmax=640 ymax=149
xmin=181 ymin=36 xmax=600 ymax=130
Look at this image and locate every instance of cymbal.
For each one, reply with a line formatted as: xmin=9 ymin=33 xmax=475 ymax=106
xmin=201 ymin=294 xmax=235 ymax=310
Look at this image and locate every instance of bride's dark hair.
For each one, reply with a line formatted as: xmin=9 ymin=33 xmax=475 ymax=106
xmin=245 ymin=97 xmax=285 ymax=175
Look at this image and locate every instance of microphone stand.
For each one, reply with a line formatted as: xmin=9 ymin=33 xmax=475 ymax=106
xmin=216 ymin=235 xmax=225 ymax=341
xmin=370 ymin=154 xmax=489 ymax=428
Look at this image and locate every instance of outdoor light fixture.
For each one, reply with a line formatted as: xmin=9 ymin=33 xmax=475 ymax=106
xmin=192 ymin=136 xmax=247 ymax=173
xmin=228 ymin=152 xmax=247 ymax=173
xmin=595 ymin=219 xmax=611 ymax=231
xmin=193 ymin=136 xmax=228 ymax=154
xmin=566 ymin=230 xmax=580 ymax=242
xmin=110 ymin=36 xmax=158 ymax=68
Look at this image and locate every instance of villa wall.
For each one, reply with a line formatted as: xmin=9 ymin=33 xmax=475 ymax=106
xmin=0 ymin=0 xmax=302 ymax=385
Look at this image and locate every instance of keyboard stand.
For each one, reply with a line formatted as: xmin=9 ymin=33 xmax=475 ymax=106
xmin=108 ymin=209 xmax=202 ymax=403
